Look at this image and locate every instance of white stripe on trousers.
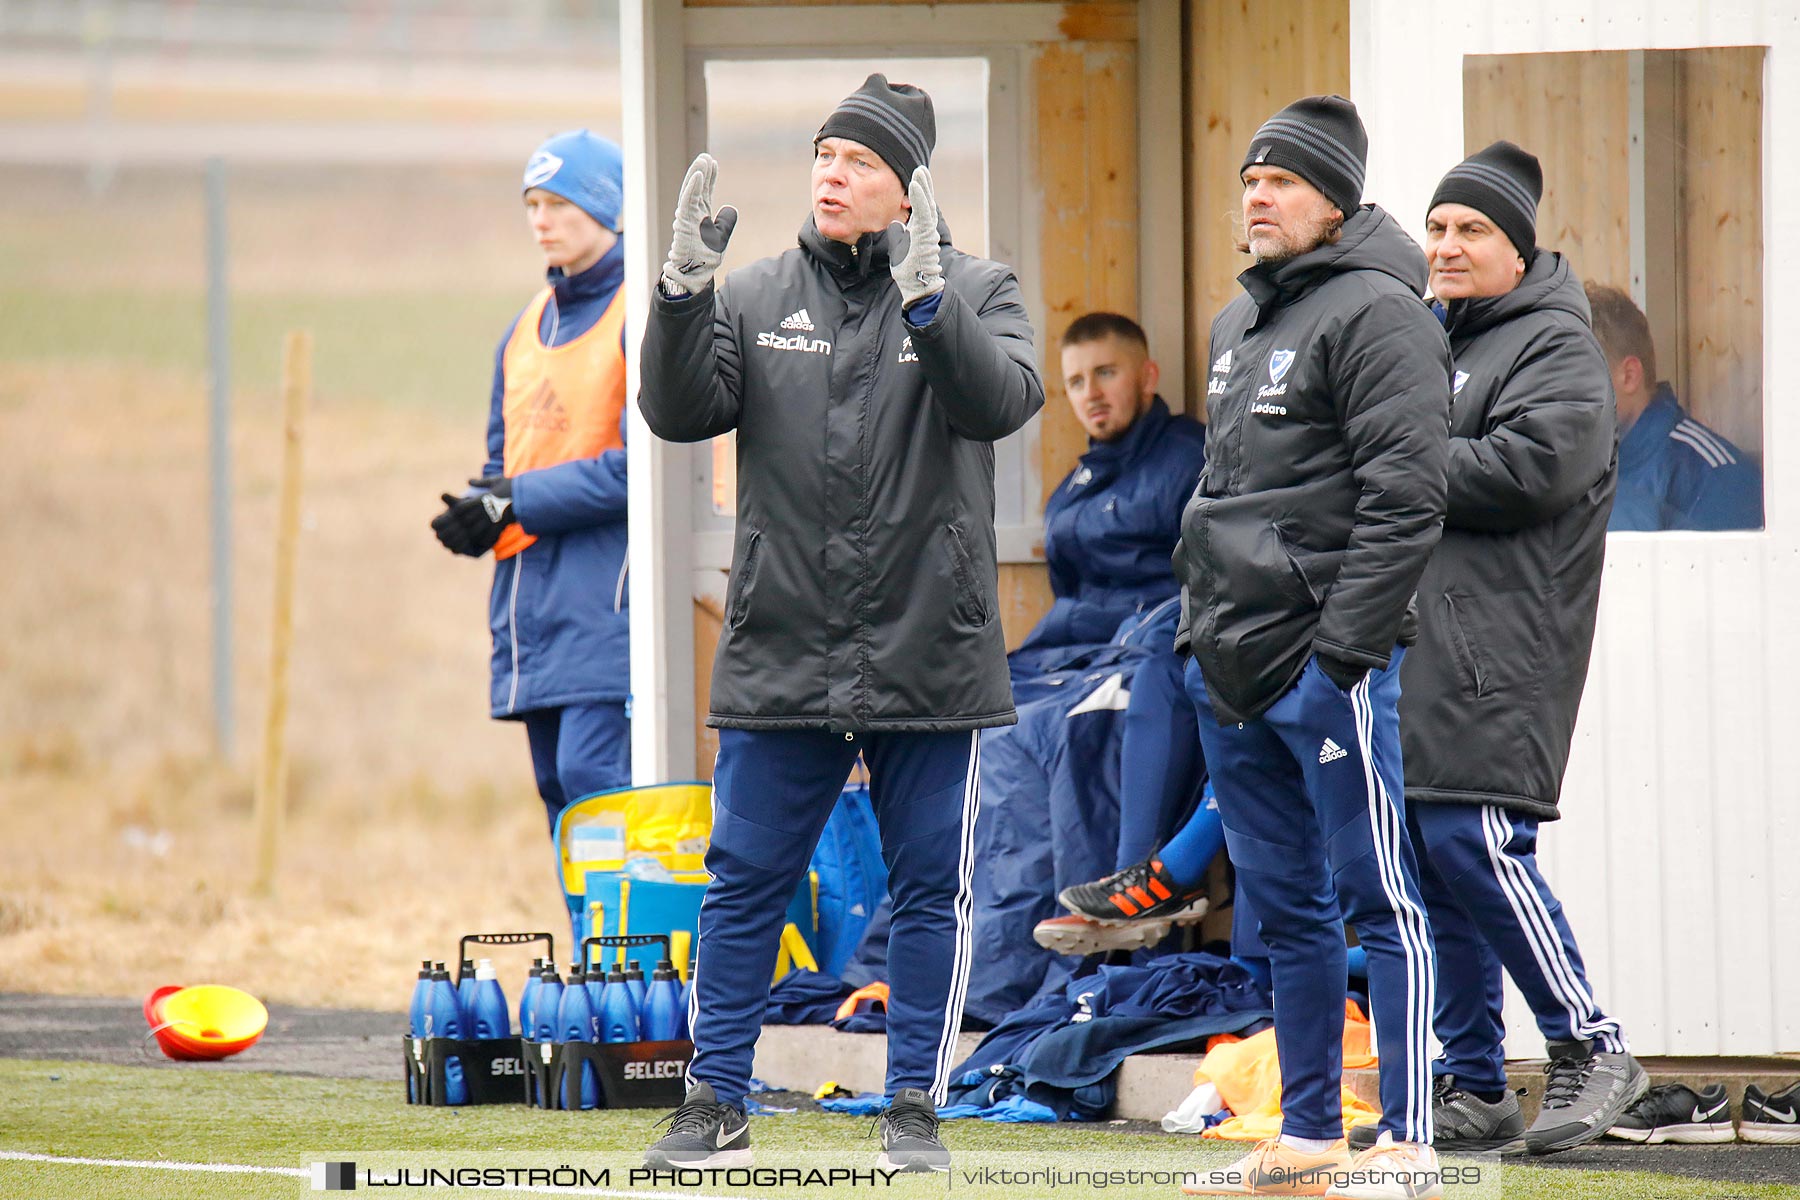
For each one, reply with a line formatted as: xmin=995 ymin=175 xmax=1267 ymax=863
xmin=1479 ymin=804 xmax=1627 ymax=1053
xmin=682 ymin=752 xmax=724 ymax=1095
xmin=1350 ymin=675 xmax=1435 ymax=1145
xmin=928 ymin=730 xmax=982 ymax=1104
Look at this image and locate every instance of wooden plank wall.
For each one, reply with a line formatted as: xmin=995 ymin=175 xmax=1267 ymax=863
xmin=1678 ymin=47 xmax=1764 ymax=461
xmin=1463 ymin=49 xmax=1764 ymax=463
xmin=1185 ymin=0 xmax=1348 ymax=419
xmin=1463 ymin=53 xmax=1633 ymax=293
xmin=1016 ymin=14 xmax=1142 ymax=656
xmin=678 ymin=0 xmax=1143 ymax=775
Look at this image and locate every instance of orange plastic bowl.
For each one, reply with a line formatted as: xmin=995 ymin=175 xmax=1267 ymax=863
xmin=146 ymin=984 xmax=268 ymax=1060
xmin=144 ymin=985 xmax=208 ymax=1060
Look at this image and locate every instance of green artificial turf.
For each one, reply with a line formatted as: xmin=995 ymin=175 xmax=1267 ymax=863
xmin=2 ymin=1060 xmax=1793 ymax=1200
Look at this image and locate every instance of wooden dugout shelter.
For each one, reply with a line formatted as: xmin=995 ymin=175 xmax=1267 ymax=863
xmin=621 ymin=0 xmax=1799 ymax=1058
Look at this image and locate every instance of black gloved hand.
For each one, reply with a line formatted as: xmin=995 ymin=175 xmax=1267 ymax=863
xmin=1316 ymin=652 xmax=1367 ymax=692
xmin=430 ymin=476 xmax=515 ymax=557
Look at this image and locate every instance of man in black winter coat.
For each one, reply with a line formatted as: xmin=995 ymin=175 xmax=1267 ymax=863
xmin=637 ymin=74 xmax=1043 ymax=1173
xmin=1176 ymin=95 xmax=1451 ymax=1199
xmin=1360 ymin=141 xmax=1647 ymax=1158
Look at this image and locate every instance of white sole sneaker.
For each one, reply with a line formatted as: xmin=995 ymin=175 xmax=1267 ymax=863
xmin=1740 ymin=1125 xmax=1800 ymax=1145
xmin=1032 ymin=899 xmax=1208 ymax=956
xmin=877 ymin=1151 xmax=951 ymax=1173
xmin=1606 ymin=1122 xmax=1736 ymax=1144
xmin=644 ymin=1148 xmax=753 ymax=1169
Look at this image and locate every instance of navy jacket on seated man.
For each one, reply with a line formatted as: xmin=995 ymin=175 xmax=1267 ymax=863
xmin=1013 ymin=313 xmax=1207 ymax=676
xmin=1586 ymin=283 xmax=1763 ymax=531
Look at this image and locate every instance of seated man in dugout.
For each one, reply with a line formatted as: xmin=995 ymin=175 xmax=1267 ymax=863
xmin=963 ymin=313 xmax=1212 ymax=1017
xmin=1008 ymin=311 xmax=1208 ymax=677
xmin=1586 ymin=283 xmax=1764 ymax=531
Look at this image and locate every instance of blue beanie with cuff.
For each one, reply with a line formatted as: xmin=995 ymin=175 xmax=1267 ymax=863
xmin=523 ymin=129 xmax=624 ymax=232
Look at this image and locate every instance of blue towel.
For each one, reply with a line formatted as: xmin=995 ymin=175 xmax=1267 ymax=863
xmin=944 ymin=952 xmax=1272 ymax=1121
xmin=817 ymin=1093 xmax=887 ymax=1117
xmin=763 ymin=969 xmax=854 ymax=1026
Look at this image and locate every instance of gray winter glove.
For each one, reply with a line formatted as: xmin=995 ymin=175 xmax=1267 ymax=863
xmin=885 ymin=166 xmax=946 ymax=309
xmin=661 ymin=152 xmax=738 ymax=297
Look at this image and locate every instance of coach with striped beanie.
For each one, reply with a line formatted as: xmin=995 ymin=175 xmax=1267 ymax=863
xmin=1239 ymin=93 xmax=1368 ymax=216
xmin=1430 ymin=139 xmax=1543 ymax=263
xmin=815 ymin=72 xmax=936 ymax=188
xmin=1393 ymin=135 xmax=1648 ymax=1158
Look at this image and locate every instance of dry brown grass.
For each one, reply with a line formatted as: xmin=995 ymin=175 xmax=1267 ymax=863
xmin=0 ymin=160 xmax=582 ymax=1012
xmin=0 ymin=357 xmax=575 ymax=1011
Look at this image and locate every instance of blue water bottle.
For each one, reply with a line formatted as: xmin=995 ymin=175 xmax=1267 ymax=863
xmin=470 ymin=958 xmax=510 ymax=1039
xmin=519 ymin=957 xmax=545 ymax=1040
xmin=584 ymin=958 xmax=607 ymax=1020
xmin=426 ymin=963 xmax=468 ymax=1105
xmin=407 ymin=960 xmax=432 ymax=1101
xmin=624 ymin=963 xmax=648 ymax=1014
xmin=642 ymin=960 xmax=682 ymax=1042
xmin=555 ymin=967 xmax=600 ymax=1110
xmin=409 ymin=960 xmax=433 ymax=1036
xmin=532 ymin=964 xmax=564 ymax=1043
xmin=561 ymin=964 xmax=588 ymax=1035
xmin=599 ymin=965 xmax=640 ymax=1043
xmin=676 ymin=977 xmax=692 ymax=1041
xmin=455 ymin=959 xmax=477 ymax=1029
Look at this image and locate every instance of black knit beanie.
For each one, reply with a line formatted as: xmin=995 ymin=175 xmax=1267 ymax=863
xmin=815 ymin=73 xmax=936 ymax=187
xmin=1240 ymin=94 xmax=1367 ymax=216
xmin=1430 ymin=140 xmax=1542 ymax=259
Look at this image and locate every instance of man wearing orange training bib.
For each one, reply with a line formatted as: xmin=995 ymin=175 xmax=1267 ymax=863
xmin=432 ymin=130 xmax=632 ymax=847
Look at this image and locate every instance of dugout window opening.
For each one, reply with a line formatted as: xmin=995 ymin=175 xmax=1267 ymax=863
xmin=684 ymin=52 xmax=1043 ymax=568
xmin=1462 ymin=47 xmax=1767 ymax=534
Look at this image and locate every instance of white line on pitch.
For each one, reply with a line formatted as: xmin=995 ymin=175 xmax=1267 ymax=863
xmin=0 ymin=1150 xmax=753 ymax=1199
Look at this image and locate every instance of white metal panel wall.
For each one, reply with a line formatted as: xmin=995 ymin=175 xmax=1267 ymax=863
xmin=624 ymin=0 xmax=700 ymax=784
xmin=1352 ymin=0 xmax=1800 ymax=1056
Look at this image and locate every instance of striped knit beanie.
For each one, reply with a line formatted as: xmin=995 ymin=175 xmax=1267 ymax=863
xmin=1240 ymin=94 xmax=1367 ymax=217
xmin=816 ymin=73 xmax=936 ymax=186
xmin=1431 ymin=140 xmax=1542 ymax=259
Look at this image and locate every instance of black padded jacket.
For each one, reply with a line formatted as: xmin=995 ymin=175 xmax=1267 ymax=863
xmin=1399 ymin=252 xmax=1617 ymax=819
xmin=1174 ymin=205 xmax=1452 ymax=723
xmin=639 ymin=218 xmax=1044 ymax=731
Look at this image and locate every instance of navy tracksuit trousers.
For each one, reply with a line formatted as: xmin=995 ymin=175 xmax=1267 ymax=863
xmin=522 ymin=700 xmax=632 ymax=831
xmin=687 ymin=728 xmax=981 ymax=1110
xmin=1186 ymin=652 xmax=1436 ymax=1144
xmin=1115 ymin=649 xmax=1210 ymax=870
xmin=1408 ymin=802 xmax=1628 ymax=1093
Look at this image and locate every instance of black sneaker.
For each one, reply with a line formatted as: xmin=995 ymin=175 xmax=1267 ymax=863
xmin=645 ymin=1082 xmax=752 ymax=1168
xmin=1056 ymin=856 xmax=1209 ymax=925
xmin=1741 ymin=1083 xmax=1800 ymax=1145
xmin=1524 ymin=1041 xmax=1649 ymax=1154
xmin=1605 ymin=1083 xmax=1732 ymax=1144
xmin=1350 ymin=1075 xmax=1526 ymax=1153
xmin=876 ymin=1088 xmax=951 ymax=1173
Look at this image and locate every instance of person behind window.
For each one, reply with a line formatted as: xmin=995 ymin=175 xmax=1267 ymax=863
xmin=1586 ymin=283 xmax=1763 ymax=531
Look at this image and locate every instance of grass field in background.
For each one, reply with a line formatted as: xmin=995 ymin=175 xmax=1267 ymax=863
xmin=2 ymin=1061 xmax=1793 ymax=1200
xmin=0 ymin=290 xmax=516 ymax=411
xmin=0 ymin=160 xmax=576 ymax=1007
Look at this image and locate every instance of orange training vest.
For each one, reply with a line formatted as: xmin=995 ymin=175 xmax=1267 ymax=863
xmin=493 ymin=285 xmax=628 ymax=560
